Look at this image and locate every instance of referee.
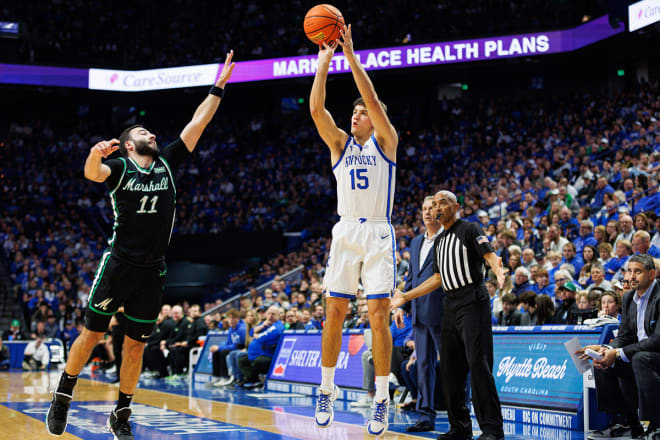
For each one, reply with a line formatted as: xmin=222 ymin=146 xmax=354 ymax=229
xmin=391 ymin=190 xmax=505 ymax=440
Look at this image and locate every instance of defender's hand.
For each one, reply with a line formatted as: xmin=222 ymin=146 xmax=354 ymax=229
xmin=215 ymin=50 xmax=235 ymax=88
xmin=90 ymin=139 xmax=119 ymax=158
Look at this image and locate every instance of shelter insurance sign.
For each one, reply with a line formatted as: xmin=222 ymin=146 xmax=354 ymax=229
xmin=268 ymin=330 xmax=367 ymax=389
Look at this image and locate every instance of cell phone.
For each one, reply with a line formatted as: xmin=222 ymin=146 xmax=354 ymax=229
xmin=585 ymin=348 xmax=603 ymax=360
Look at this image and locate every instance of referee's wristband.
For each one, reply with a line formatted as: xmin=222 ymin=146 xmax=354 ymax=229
xmin=209 ymin=86 xmax=225 ymax=98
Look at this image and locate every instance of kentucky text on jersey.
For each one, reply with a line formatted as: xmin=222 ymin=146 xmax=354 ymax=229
xmin=344 ymin=154 xmax=378 ymax=167
xmin=122 ymin=177 xmax=169 ymax=192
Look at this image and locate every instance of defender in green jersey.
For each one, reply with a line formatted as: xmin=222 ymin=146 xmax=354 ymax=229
xmin=46 ymin=52 xmax=236 ymax=440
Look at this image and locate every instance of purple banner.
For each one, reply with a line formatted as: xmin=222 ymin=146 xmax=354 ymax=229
xmin=0 ymin=15 xmax=623 ymax=90
xmin=268 ymin=330 xmax=367 ymax=389
xmin=0 ymin=63 xmax=88 ymax=88
xmin=234 ymin=15 xmax=623 ymax=82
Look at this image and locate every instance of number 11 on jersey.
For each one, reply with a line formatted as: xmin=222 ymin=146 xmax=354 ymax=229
xmin=137 ymin=195 xmax=159 ymax=213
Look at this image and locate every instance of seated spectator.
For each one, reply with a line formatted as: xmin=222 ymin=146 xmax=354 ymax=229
xmin=511 ymin=267 xmax=532 ymax=297
xmin=577 ymin=254 xmax=660 ymax=440
xmin=291 ymin=292 xmax=308 ymax=310
xmin=496 ymin=294 xmax=522 ymax=326
xmin=61 ymin=320 xmax=79 ymax=352
xmin=574 ymin=291 xmax=599 ymax=324
xmin=300 ymin=308 xmax=313 ymax=328
xmin=486 ymin=278 xmax=502 ymax=317
xmin=143 ymin=313 xmax=168 ymax=378
xmin=534 ymin=295 xmax=556 ymax=325
xmin=31 ymin=320 xmax=48 ymax=340
xmin=599 ymin=242 xmax=613 ymax=266
xmin=531 ymin=268 xmax=554 ymax=297
xmin=163 ymin=305 xmax=192 ymax=376
xmin=632 ymin=230 xmax=660 ymax=258
xmin=306 ymin=305 xmax=324 ymax=330
xmin=188 ymin=304 xmax=209 ymax=343
xmin=562 ymin=243 xmax=584 ymax=276
xmin=581 ymin=244 xmax=600 ymax=267
xmin=284 ymin=309 xmax=305 ymax=330
xmin=262 ymin=288 xmax=276 ymax=308
xmin=0 ymin=339 xmax=10 ymax=371
xmin=598 ymin=290 xmax=622 ymax=321
xmin=238 ymin=305 xmax=284 ymax=387
xmin=353 ymin=305 xmax=371 ymax=329
xmin=575 ymin=220 xmax=598 ymax=256
xmin=398 ymin=338 xmax=418 ymax=412
xmin=209 ymin=309 xmax=246 ymax=385
xmin=44 ymin=312 xmax=60 ymax=340
xmin=553 ymin=281 xmax=580 ymax=324
xmin=587 ymin=263 xmax=612 ymax=292
xmin=2 ymin=319 xmax=28 ymax=341
xmin=22 ymin=336 xmax=50 ymax=371
xmin=614 ymin=214 xmax=635 ymax=248
xmin=605 ymin=240 xmax=632 ymax=281
xmin=519 ymin=291 xmax=538 ymax=325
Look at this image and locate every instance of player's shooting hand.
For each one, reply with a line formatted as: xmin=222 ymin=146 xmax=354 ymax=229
xmin=393 ymin=308 xmax=405 ymax=329
xmin=216 ymin=50 xmax=235 ymax=88
xmin=318 ymin=41 xmax=338 ymax=63
xmin=91 ymin=139 xmax=119 ymax=159
xmin=336 ymin=24 xmax=354 ymax=56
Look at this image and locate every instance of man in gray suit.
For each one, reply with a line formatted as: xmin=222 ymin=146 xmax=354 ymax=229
xmin=394 ymin=195 xmax=444 ymax=432
xmin=578 ymin=253 xmax=660 ymax=440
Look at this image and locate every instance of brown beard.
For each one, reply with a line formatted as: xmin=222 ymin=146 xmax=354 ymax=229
xmin=134 ymin=139 xmax=159 ymax=157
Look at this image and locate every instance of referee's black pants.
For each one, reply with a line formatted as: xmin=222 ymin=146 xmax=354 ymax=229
xmin=440 ymin=285 xmax=503 ymax=437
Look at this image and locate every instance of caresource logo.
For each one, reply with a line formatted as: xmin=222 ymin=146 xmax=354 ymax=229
xmin=629 ymin=0 xmax=660 ymax=32
xmin=89 ymin=64 xmax=219 ymax=91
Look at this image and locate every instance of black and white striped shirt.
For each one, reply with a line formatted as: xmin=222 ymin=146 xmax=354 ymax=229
xmin=433 ymin=219 xmax=493 ymax=292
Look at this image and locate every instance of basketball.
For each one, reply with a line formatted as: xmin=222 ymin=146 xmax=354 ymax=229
xmin=303 ymin=4 xmax=344 ymax=46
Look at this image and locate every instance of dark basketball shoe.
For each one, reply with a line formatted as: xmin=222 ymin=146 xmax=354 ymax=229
xmin=45 ymin=391 xmax=72 ymax=435
xmin=107 ymin=407 xmax=134 ymax=440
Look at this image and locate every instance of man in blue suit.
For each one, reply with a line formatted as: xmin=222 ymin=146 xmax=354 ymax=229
xmin=394 ymin=196 xmax=445 ymax=432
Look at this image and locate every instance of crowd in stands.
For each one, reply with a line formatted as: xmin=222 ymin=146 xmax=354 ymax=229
xmin=1 ymin=1 xmax=603 ymax=69
xmin=3 ymin=79 xmax=660 ymax=385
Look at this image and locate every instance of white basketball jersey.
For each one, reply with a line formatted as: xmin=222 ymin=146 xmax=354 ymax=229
xmin=332 ymin=134 xmax=396 ymax=220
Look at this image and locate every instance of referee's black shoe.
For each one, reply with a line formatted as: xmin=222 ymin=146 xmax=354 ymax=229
xmin=46 ymin=391 xmax=72 ymax=435
xmin=437 ymin=429 xmax=473 ymax=440
xmin=476 ymin=433 xmax=505 ymax=440
xmin=407 ymin=421 xmax=435 ymax=432
xmin=107 ymin=407 xmax=134 ymax=440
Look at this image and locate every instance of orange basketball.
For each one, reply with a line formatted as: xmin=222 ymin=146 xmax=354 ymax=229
xmin=303 ymin=4 xmax=344 ymax=46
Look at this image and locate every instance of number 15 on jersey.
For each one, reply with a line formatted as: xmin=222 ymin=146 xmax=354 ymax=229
xmin=349 ymin=168 xmax=369 ymax=190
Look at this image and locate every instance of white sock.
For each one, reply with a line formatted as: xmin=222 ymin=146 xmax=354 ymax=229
xmin=374 ymin=376 xmax=389 ymax=401
xmin=320 ymin=366 xmax=336 ymax=393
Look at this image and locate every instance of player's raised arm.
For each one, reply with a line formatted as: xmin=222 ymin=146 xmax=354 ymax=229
xmin=180 ymin=50 xmax=236 ymax=152
xmin=84 ymin=139 xmax=119 ymax=182
xmin=337 ymin=25 xmax=397 ymax=159
xmin=309 ymin=42 xmax=349 ymax=162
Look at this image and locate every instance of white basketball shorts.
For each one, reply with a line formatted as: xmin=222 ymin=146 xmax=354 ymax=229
xmin=323 ymin=217 xmax=396 ymax=300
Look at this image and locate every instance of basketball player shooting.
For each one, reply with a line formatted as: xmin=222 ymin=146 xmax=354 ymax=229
xmin=309 ymin=24 xmax=398 ymax=437
xmin=45 ymin=52 xmax=235 ymax=440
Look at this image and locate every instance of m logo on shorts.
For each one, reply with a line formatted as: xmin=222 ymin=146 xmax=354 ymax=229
xmin=94 ymin=298 xmax=112 ymax=311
